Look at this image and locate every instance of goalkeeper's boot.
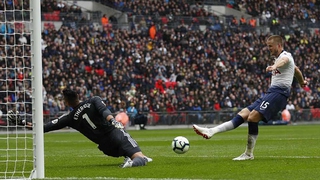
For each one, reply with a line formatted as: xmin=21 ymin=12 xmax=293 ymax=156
xmin=193 ymin=124 xmax=214 ymax=139
xmin=232 ymin=153 xmax=254 ymax=161
xmin=121 ymin=157 xmax=133 ymax=168
xmin=144 ymin=156 xmax=153 ymax=162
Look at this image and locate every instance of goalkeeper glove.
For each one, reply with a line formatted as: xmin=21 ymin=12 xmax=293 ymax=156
xmin=7 ymin=110 xmax=25 ymax=126
xmin=110 ymin=118 xmax=124 ymax=129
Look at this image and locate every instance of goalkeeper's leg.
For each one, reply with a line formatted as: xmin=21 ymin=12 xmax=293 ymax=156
xmin=121 ymin=152 xmax=150 ymax=168
xmin=98 ymin=128 xmax=152 ymax=168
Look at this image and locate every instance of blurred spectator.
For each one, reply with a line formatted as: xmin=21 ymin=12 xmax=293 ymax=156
xmin=127 ymin=102 xmax=138 ymax=125
xmin=134 ymin=103 xmax=148 ymax=130
xmin=286 ymin=101 xmax=296 ymax=122
xmin=149 ymin=22 xmax=156 ymax=39
xmin=101 ymin=14 xmax=109 ymax=27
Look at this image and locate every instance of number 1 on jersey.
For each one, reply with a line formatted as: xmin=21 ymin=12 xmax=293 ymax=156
xmin=83 ymin=113 xmax=97 ymax=129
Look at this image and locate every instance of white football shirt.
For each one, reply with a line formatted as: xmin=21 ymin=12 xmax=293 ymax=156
xmin=270 ymin=50 xmax=295 ymax=89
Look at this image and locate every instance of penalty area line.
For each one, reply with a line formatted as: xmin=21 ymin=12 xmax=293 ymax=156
xmin=160 ymin=155 xmax=320 ymax=159
xmin=40 ymin=178 xmax=216 ymax=180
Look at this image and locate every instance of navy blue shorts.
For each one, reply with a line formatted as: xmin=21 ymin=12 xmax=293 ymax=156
xmin=98 ymin=129 xmax=141 ymax=158
xmin=247 ymin=92 xmax=288 ymax=122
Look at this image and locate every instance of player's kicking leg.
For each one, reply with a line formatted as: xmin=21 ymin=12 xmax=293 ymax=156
xmin=193 ymin=124 xmax=214 ymax=139
xmin=193 ymin=114 xmax=246 ymax=139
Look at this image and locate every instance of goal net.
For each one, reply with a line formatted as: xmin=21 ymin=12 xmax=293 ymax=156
xmin=0 ymin=0 xmax=44 ymax=179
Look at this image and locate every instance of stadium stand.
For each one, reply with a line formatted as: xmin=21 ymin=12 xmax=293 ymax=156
xmin=0 ymin=0 xmax=319 ymax=126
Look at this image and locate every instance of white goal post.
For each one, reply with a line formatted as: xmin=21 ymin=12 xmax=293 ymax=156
xmin=31 ymin=0 xmax=44 ymax=178
xmin=0 ymin=0 xmax=44 ymax=179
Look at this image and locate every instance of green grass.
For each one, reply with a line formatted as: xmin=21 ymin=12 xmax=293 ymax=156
xmin=1 ymin=124 xmax=320 ymax=179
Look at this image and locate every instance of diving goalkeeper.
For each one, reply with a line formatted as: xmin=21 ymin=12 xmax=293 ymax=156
xmin=8 ymin=88 xmax=152 ymax=168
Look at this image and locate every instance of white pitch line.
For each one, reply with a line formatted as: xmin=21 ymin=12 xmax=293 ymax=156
xmin=159 ymin=155 xmax=320 ymax=159
xmin=259 ymin=155 xmax=320 ymax=159
xmin=7 ymin=153 xmax=317 ymax=159
xmin=36 ymin=178 xmax=223 ymax=180
xmin=2 ymin=153 xmax=319 ymax=159
xmin=272 ymin=137 xmax=320 ymax=140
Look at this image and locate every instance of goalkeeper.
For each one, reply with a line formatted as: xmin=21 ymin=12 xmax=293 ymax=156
xmin=8 ymin=88 xmax=152 ymax=168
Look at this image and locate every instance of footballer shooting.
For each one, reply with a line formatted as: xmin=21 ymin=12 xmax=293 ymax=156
xmin=193 ymin=35 xmax=308 ymax=160
xmin=8 ymin=88 xmax=152 ymax=168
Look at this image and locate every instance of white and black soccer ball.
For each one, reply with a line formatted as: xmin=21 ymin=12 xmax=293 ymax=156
xmin=171 ymin=136 xmax=190 ymax=154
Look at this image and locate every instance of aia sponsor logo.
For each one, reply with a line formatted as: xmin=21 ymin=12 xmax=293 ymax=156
xmin=272 ymin=69 xmax=281 ymax=76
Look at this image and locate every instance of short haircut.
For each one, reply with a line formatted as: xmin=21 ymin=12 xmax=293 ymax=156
xmin=62 ymin=89 xmax=78 ymax=104
xmin=267 ymin=35 xmax=284 ymax=46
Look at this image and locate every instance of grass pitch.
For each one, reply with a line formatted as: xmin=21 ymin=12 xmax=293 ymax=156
xmin=2 ymin=124 xmax=320 ymax=180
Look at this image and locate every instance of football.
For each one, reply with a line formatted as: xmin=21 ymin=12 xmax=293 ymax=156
xmin=171 ymin=136 xmax=190 ymax=154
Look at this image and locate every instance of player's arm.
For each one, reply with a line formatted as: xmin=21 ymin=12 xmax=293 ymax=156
xmin=92 ymin=96 xmax=114 ymax=121
xmin=91 ymin=96 xmax=123 ymax=129
xmin=44 ymin=113 xmax=71 ymax=132
xmin=266 ymin=56 xmax=289 ymax=72
xmin=294 ymin=66 xmax=308 ymax=87
xmin=7 ymin=110 xmax=26 ymax=126
xmin=7 ymin=111 xmax=70 ymax=132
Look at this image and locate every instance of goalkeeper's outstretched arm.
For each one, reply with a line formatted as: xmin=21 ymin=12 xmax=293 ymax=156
xmin=43 ymin=114 xmax=70 ymax=132
xmin=7 ymin=110 xmax=26 ymax=126
xmin=7 ymin=110 xmax=71 ymax=132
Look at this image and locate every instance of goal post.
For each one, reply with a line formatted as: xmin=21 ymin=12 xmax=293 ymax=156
xmin=0 ymin=0 xmax=44 ymax=179
xmin=31 ymin=0 xmax=45 ymax=178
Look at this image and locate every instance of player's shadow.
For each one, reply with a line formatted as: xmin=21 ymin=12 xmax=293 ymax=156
xmin=49 ymin=162 xmax=121 ymax=170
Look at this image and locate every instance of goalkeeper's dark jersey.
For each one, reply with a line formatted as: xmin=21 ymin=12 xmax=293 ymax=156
xmin=44 ymin=96 xmax=115 ymax=144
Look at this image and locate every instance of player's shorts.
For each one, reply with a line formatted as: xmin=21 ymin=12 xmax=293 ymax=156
xmin=247 ymin=92 xmax=287 ymax=122
xmin=98 ymin=129 xmax=141 ymax=157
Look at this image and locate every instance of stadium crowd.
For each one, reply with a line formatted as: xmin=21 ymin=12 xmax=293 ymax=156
xmin=0 ymin=0 xmax=319 ymax=126
xmin=227 ymin=0 xmax=320 ymax=26
xmin=98 ymin=0 xmax=209 ymax=16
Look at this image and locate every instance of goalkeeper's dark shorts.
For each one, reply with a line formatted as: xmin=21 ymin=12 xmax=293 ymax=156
xmin=98 ymin=128 xmax=141 ymax=158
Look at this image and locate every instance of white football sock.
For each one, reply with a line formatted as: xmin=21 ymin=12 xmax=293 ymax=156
xmin=245 ymin=134 xmax=258 ymax=156
xmin=209 ymin=121 xmax=234 ymax=135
